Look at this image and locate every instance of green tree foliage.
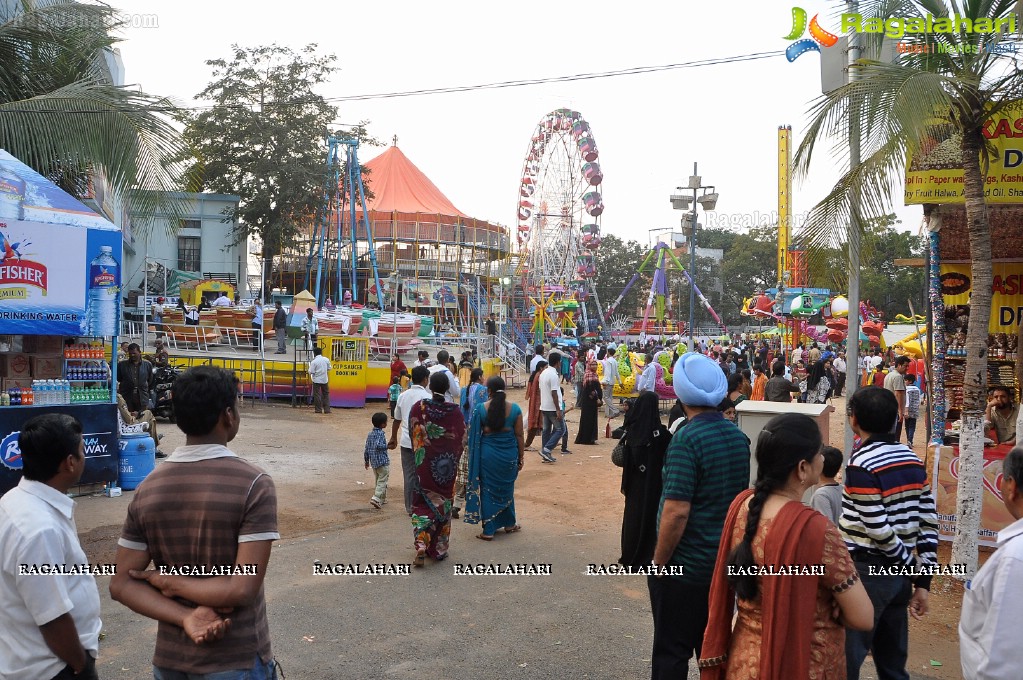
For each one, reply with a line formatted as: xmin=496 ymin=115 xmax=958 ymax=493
xmin=803 ymin=215 xmax=925 ymax=320
xmin=593 ymin=234 xmax=648 ymax=317
xmin=0 ymin=1 xmax=189 ymax=229
xmin=719 ymin=225 xmax=778 ymax=315
xmin=184 ymin=44 xmax=342 ymax=259
xmin=859 ymin=217 xmax=925 ymax=320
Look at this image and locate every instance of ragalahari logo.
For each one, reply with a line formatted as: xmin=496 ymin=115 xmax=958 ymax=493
xmin=785 ymin=7 xmax=840 ymax=62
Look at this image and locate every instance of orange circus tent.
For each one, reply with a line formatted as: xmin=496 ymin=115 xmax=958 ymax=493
xmin=351 ymin=145 xmax=504 ymax=241
xmin=361 ymin=145 xmax=469 ymax=217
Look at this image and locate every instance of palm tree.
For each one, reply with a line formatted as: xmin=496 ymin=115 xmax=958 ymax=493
xmin=793 ymin=0 xmax=1023 ymax=577
xmin=0 ymin=0 xmax=190 ymax=229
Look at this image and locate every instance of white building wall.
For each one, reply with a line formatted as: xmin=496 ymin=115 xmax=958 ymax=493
xmin=122 ymin=192 xmax=243 ymax=296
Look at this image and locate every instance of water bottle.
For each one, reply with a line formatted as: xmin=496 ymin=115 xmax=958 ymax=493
xmin=64 ymin=380 xmax=70 ymax=404
xmin=84 ymin=246 xmax=119 ymax=337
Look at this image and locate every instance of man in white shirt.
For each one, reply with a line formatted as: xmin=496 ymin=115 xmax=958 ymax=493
xmin=636 ymin=353 xmax=658 ymax=394
xmin=413 ymin=350 xmax=429 ymax=368
xmin=307 ymin=346 xmax=332 ymax=414
xmin=388 ymin=366 xmax=431 ymax=514
xmin=427 ymin=350 xmax=460 ymax=403
xmin=833 ymin=352 xmax=848 ymax=396
xmin=601 ymin=351 xmax=624 ymax=418
xmin=538 ymin=351 xmax=565 ymax=463
xmin=960 ymin=446 xmax=1023 ymax=680
xmin=211 ymin=292 xmax=233 ymax=307
xmin=0 ymin=413 xmax=101 ymax=680
xmin=529 ymin=344 xmax=546 ymax=373
xmin=301 ymin=308 xmax=318 ymax=351
xmin=152 ymin=297 xmax=165 ymax=334
xmin=869 ymin=350 xmax=884 ymax=371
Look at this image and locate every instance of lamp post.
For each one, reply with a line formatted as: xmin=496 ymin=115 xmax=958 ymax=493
xmin=670 ymin=163 xmax=719 ymax=351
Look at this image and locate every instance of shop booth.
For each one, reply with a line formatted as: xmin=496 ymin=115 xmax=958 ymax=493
xmin=0 ymin=150 xmax=121 ymax=495
xmin=177 ymin=278 xmax=235 ymax=307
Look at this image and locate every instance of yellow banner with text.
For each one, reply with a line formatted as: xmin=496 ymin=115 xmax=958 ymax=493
xmin=906 ymin=106 xmax=1023 ymax=204
xmin=940 ymin=262 xmax=1023 ymax=332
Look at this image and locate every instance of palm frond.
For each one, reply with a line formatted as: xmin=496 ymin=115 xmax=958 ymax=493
xmin=0 ymin=2 xmax=191 ymax=236
xmin=0 ymin=81 xmax=190 ymax=234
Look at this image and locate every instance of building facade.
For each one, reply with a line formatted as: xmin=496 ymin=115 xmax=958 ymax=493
xmin=121 ymin=192 xmax=250 ymax=298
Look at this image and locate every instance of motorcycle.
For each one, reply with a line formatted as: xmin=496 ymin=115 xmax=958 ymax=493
xmin=151 ymin=364 xmax=183 ymax=422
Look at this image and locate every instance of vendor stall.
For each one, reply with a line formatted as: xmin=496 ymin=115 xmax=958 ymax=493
xmin=0 ymin=150 xmax=121 ymax=494
xmin=177 ymin=278 xmax=235 ymax=307
xmin=930 ymin=206 xmax=1023 ymax=545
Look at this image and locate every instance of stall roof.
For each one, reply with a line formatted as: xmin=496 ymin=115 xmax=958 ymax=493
xmin=0 ymin=149 xmax=118 ymax=231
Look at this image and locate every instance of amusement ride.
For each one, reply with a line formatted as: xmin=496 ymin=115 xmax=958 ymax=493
xmin=515 ymin=109 xmax=605 ymax=344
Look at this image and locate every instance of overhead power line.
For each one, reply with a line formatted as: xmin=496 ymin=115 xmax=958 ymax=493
xmin=0 ymin=50 xmax=784 ymax=114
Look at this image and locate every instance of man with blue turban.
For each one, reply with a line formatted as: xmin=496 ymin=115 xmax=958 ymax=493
xmin=647 ymin=353 xmax=751 ymax=679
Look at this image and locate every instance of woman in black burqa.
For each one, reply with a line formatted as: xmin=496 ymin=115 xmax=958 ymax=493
xmin=618 ymin=391 xmax=671 ymax=568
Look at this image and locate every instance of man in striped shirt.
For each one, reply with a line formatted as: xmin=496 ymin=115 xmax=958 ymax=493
xmin=841 ymin=386 xmax=938 ymax=680
xmin=111 ymin=366 xmax=279 ymax=679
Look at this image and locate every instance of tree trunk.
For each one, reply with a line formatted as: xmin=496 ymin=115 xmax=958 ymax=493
xmin=951 ymin=125 xmax=993 ymax=578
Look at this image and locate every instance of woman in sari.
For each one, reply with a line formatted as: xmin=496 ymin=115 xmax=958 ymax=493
xmin=618 ymin=392 xmax=670 ymax=568
xmin=407 ymin=371 xmax=466 ymax=567
xmin=575 ymin=360 xmax=603 ymax=444
xmin=522 ymin=360 xmax=547 ymax=449
xmin=453 ymin=368 xmax=487 ymax=519
xmin=700 ymin=413 xmax=872 ymax=679
xmin=464 ymin=376 xmax=524 ymax=540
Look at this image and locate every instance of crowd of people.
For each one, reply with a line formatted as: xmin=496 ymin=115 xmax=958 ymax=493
xmin=7 ymin=332 xmax=1023 ymax=679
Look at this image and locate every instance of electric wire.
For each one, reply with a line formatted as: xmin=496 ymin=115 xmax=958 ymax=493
xmin=1 ymin=50 xmax=784 ymax=114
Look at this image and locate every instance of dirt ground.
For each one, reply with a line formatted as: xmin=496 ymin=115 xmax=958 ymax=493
xmin=69 ymin=386 xmax=971 ymax=679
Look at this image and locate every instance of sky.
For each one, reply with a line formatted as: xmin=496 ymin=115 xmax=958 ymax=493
xmin=115 ymin=0 xmax=925 ymax=250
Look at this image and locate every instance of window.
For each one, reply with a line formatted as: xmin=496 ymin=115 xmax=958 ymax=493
xmin=177 ymin=236 xmax=201 ymax=272
xmin=180 ymin=219 xmax=201 ymax=230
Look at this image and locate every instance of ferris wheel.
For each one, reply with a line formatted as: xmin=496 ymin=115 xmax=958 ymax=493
xmin=516 ymin=109 xmax=604 ymax=333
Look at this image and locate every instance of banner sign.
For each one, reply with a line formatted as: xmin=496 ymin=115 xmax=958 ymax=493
xmin=939 ymin=262 xmax=1023 ymax=331
xmin=905 ymin=105 xmax=1023 ymax=204
xmin=365 ymin=276 xmax=396 ymax=308
xmin=0 ymin=150 xmax=121 ymax=336
xmin=933 ymin=444 xmax=1014 ymax=547
xmin=0 ymin=404 xmax=118 ymax=495
xmin=413 ymin=280 xmax=458 ymax=309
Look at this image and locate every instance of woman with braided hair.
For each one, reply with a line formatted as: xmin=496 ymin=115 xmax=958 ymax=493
xmin=699 ymin=413 xmax=873 ymax=680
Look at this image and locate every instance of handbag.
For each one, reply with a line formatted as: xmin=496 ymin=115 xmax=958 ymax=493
xmin=611 ymin=434 xmax=628 ymax=467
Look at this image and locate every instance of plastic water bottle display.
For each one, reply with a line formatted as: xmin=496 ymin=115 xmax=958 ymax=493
xmin=82 ymin=245 xmax=119 ymax=337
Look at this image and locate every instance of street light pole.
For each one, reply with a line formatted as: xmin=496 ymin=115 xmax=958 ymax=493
xmin=670 ymin=165 xmax=718 ymax=352
xmin=689 ymin=162 xmax=698 ymax=351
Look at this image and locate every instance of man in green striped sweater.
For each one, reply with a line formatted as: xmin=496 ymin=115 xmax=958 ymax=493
xmin=841 ymin=386 xmax=938 ymax=680
xmin=649 ymin=353 xmax=750 ymax=679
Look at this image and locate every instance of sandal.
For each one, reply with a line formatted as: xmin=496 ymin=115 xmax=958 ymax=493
xmin=413 ymin=550 xmax=426 ymax=567
xmin=476 ymin=533 xmax=494 ymax=541
xmin=504 ymin=525 xmax=522 ymax=534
